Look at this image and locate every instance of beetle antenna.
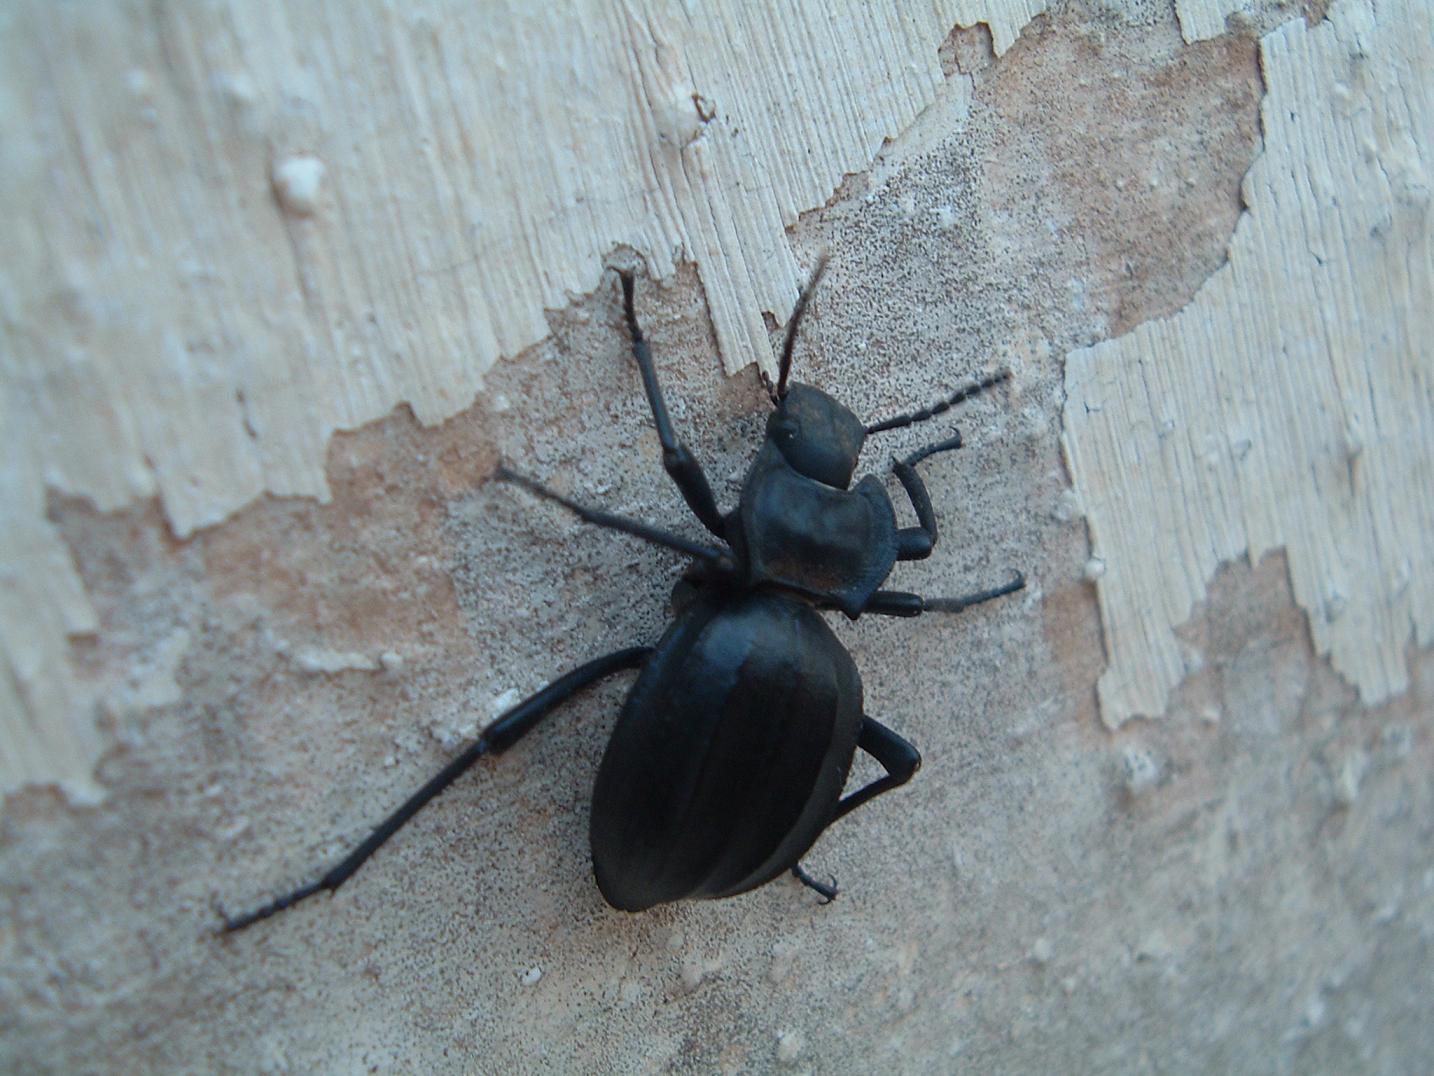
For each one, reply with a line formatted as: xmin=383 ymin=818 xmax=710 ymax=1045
xmin=773 ymin=254 xmax=830 ymax=403
xmin=865 ymin=368 xmax=1012 ymax=435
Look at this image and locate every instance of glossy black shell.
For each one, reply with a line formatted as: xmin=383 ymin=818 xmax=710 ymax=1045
xmin=589 ymin=590 xmax=864 ymax=911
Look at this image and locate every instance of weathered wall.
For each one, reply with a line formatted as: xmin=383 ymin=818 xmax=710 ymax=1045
xmin=2 ymin=0 xmax=1430 ymax=1072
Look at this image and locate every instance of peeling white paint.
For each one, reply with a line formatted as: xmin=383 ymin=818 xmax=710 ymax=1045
xmin=0 ymin=1 xmax=1049 ymax=797
xmin=1176 ymin=0 xmax=1252 ymax=43
xmin=951 ymin=0 xmax=1052 ymax=55
xmin=1063 ymin=0 xmax=1433 ymax=725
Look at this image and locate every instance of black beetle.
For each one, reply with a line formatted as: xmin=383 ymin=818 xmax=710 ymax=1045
xmin=223 ymin=258 xmax=1023 ymax=929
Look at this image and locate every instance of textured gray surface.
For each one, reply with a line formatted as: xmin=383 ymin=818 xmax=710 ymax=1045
xmin=3 ymin=3 xmax=1430 ymax=1072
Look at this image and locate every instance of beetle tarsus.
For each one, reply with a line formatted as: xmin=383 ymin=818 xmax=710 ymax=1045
xmin=792 ymin=863 xmax=840 ymax=904
xmin=922 ymin=570 xmax=1026 ymax=613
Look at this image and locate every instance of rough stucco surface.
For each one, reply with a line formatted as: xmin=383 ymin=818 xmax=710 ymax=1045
xmin=2 ymin=1 xmax=1432 ymax=1073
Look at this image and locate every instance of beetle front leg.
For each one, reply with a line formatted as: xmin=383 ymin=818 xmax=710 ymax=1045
xmin=892 ymin=432 xmax=963 ymax=560
xmin=617 ymin=269 xmax=726 ymax=538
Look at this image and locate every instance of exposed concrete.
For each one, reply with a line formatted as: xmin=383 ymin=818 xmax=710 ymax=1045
xmin=2 ymin=2 xmax=1430 ymax=1072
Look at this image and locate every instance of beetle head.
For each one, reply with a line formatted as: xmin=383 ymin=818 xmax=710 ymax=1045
xmin=766 ymin=382 xmax=866 ymax=488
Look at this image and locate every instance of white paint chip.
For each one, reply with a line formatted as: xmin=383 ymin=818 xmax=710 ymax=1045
xmin=293 ymin=648 xmax=379 ymax=675
xmin=271 ymin=155 xmax=326 ymax=216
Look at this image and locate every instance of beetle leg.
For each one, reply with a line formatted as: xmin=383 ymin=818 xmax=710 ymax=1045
xmin=220 ymin=646 xmax=652 ymax=933
xmin=791 ymin=863 xmax=839 ymax=903
xmin=891 ymin=434 xmax=962 ymax=560
xmin=830 ymin=716 xmax=922 ymax=824
xmin=616 ymin=269 xmax=727 ymax=538
xmin=497 ymin=466 xmax=734 ymax=572
xmin=857 ymin=574 xmax=1027 ymax=617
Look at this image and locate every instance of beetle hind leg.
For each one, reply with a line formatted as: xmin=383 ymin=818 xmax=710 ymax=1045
xmin=220 ymin=646 xmax=652 ymax=933
xmin=832 ymin=716 xmax=921 ymax=824
xmin=788 ymin=717 xmax=921 ymax=905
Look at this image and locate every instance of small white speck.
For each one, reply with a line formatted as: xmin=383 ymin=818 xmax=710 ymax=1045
xmin=213 ymin=71 xmax=257 ymax=107
xmin=1392 ymin=559 xmax=1412 ymax=595
xmin=492 ymin=393 xmax=512 ymax=413
xmin=1029 ymin=937 xmax=1053 ymax=965
xmin=1051 ymin=489 xmax=1085 ymax=524
xmin=490 ymin=688 xmax=521 ymax=717
xmin=1136 ymin=929 xmax=1172 ymax=961
xmin=379 ymin=651 xmax=404 ymax=673
xmin=653 ymin=87 xmax=707 ymax=149
xmin=1083 ymin=557 xmax=1106 ymax=582
xmin=215 ymin=816 xmax=250 ymax=841
xmin=520 ymin=965 xmax=543 ymax=986
xmin=679 ymin=960 xmax=706 ymax=992
xmin=271 ymin=155 xmax=326 ymax=216
xmin=1121 ymin=744 xmax=1160 ymax=798
xmin=1333 ymin=751 xmax=1367 ymax=807
xmin=775 ymin=1029 xmax=805 ymax=1063
xmin=294 ymin=648 xmax=379 ymax=675
xmin=124 ymin=69 xmax=153 ymax=99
